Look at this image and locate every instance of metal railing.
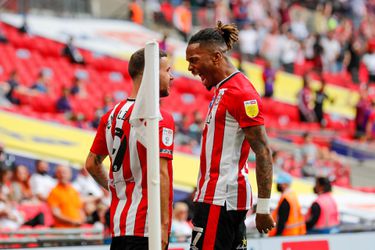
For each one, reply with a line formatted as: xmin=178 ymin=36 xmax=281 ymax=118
xmin=0 ymin=227 xmax=103 ymax=248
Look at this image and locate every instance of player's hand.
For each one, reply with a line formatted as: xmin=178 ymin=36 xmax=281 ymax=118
xmin=161 ymin=224 xmax=169 ymax=250
xmin=255 ymin=213 xmax=276 ymax=234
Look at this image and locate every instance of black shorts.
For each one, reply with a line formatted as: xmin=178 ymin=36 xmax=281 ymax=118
xmin=190 ymin=202 xmax=248 ymax=250
xmin=110 ymin=236 xmax=148 ymax=250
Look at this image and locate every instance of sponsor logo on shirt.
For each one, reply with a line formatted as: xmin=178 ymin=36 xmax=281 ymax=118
xmin=244 ymin=100 xmax=259 ymax=118
xmin=160 ymin=149 xmax=172 ymax=155
xmin=162 ymin=128 xmax=173 ymax=147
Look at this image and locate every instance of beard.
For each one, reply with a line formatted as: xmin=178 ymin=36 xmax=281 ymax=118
xmin=38 ymin=170 xmax=48 ymax=176
xmin=160 ymin=89 xmax=169 ymax=98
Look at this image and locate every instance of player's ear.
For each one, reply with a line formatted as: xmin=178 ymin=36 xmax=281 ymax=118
xmin=212 ymin=51 xmax=222 ymax=64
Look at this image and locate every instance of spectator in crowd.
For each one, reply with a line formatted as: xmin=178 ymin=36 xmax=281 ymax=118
xmin=4 ymin=70 xmax=29 ymax=105
xmin=272 ymin=150 xmax=285 ymax=173
xmin=70 ymin=76 xmax=87 ymax=98
xmin=0 ymin=143 xmax=7 ymax=172
xmin=300 ymin=132 xmax=318 ymax=177
xmin=10 ymin=165 xmax=34 ymax=203
xmin=0 ymin=200 xmax=24 ymax=229
xmin=144 ymin=0 xmax=160 ymax=26
xmin=91 ymin=95 xmax=114 ymax=129
xmin=297 ymin=75 xmax=315 ymax=122
xmin=321 ymin=30 xmax=341 ymax=72
xmin=363 ymin=43 xmax=375 ymax=83
xmin=31 ymin=71 xmax=50 ymax=94
xmin=214 ymin=0 xmax=230 ymax=25
xmin=180 ymin=188 xmax=196 ymax=222
xmin=0 ymin=165 xmax=12 ymax=202
xmin=73 ymin=167 xmax=104 ymax=224
xmin=62 ymin=37 xmax=85 ymax=65
xmin=366 ymin=101 xmax=375 ymax=140
xmin=268 ymin=172 xmax=306 ymax=237
xmin=0 ymin=83 xmax=12 ymax=107
xmin=0 ymin=200 xmax=45 ymax=229
xmin=159 ymin=0 xmax=174 ymax=25
xmin=73 ymin=167 xmax=103 ymax=199
xmin=239 ymin=21 xmax=258 ymax=62
xmin=290 ymin=12 xmax=309 ymax=41
xmin=101 ymin=95 xmax=114 ymax=114
xmin=159 ymin=32 xmax=169 ymax=52
xmin=175 ymin=113 xmax=190 ymax=137
xmin=262 ymin=60 xmax=276 ymax=98
xmin=0 ymin=173 xmax=45 ymax=229
xmin=188 ymin=110 xmax=203 ymax=143
xmin=314 ymin=79 xmax=333 ymax=127
xmin=280 ymin=28 xmax=300 ymax=73
xmin=306 ymin=177 xmax=339 ymax=234
xmin=56 ymin=87 xmax=72 ymax=114
xmin=173 ymin=1 xmax=192 ymax=41
xmin=230 ymin=0 xmax=250 ymax=29
xmin=260 ymin=23 xmax=282 ymax=69
xmin=303 ymin=34 xmax=317 ymax=64
xmin=346 ymin=35 xmax=364 ymax=83
xmin=29 ymin=160 xmax=56 ymax=202
xmin=91 ymin=109 xmax=103 ymax=129
xmin=128 ymin=0 xmax=144 ymax=25
xmin=47 ymin=165 xmax=85 ymax=228
xmin=355 ymin=90 xmax=372 ymax=139
xmin=312 ymin=34 xmax=324 ymax=73
xmin=18 ymin=17 xmax=29 ymax=34
xmin=171 ymin=202 xmax=192 ymax=242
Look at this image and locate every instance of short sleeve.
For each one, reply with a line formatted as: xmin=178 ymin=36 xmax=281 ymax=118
xmin=159 ymin=111 xmax=175 ymax=159
xmin=47 ymin=189 xmax=59 ymax=208
xmin=226 ymin=88 xmax=264 ymax=128
xmin=90 ymin=112 xmax=111 ymax=156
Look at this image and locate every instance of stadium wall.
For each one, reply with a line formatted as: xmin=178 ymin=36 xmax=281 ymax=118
xmin=18 ymin=232 xmax=375 ymax=250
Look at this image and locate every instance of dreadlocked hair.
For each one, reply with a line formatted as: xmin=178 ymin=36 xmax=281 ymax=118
xmin=188 ymin=20 xmax=239 ymax=51
xmin=215 ymin=21 xmax=239 ymax=50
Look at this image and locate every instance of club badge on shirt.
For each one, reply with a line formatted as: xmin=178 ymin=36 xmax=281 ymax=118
xmin=162 ymin=128 xmax=173 ymax=147
xmin=244 ymin=100 xmax=259 ymax=118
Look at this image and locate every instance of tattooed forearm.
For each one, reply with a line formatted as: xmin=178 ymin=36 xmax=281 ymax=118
xmin=244 ymin=125 xmax=273 ymax=198
xmin=86 ymin=152 xmax=109 ymax=190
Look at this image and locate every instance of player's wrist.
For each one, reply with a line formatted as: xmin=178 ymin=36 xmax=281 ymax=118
xmin=256 ymin=198 xmax=270 ymax=214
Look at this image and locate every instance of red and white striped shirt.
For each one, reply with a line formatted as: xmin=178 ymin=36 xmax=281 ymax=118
xmin=194 ymin=72 xmax=264 ymax=211
xmin=90 ymin=99 xmax=174 ymax=237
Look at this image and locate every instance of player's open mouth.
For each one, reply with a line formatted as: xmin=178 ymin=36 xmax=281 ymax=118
xmin=199 ymin=74 xmax=207 ymax=84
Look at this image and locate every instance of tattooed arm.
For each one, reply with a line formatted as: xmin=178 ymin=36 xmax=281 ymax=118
xmin=243 ymin=125 xmax=275 ymax=233
xmin=243 ymin=125 xmax=273 ymax=199
xmin=85 ymin=152 xmax=109 ymax=190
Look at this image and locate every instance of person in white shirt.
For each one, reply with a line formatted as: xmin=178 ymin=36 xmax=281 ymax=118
xmin=280 ymin=30 xmax=301 ymax=73
xmin=29 ymin=160 xmax=56 ymax=201
xmin=73 ymin=166 xmax=104 ymax=224
xmin=73 ymin=166 xmax=103 ymax=199
xmin=239 ymin=22 xmax=258 ymax=61
xmin=362 ymin=48 xmax=375 ymax=82
xmin=320 ymin=31 xmax=341 ymax=72
xmin=171 ymin=202 xmax=192 ymax=242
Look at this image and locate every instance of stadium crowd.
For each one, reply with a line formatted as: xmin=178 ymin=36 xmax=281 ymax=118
xmin=0 ymin=141 xmax=342 ymax=240
xmin=0 ymin=150 xmax=109 ymax=231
